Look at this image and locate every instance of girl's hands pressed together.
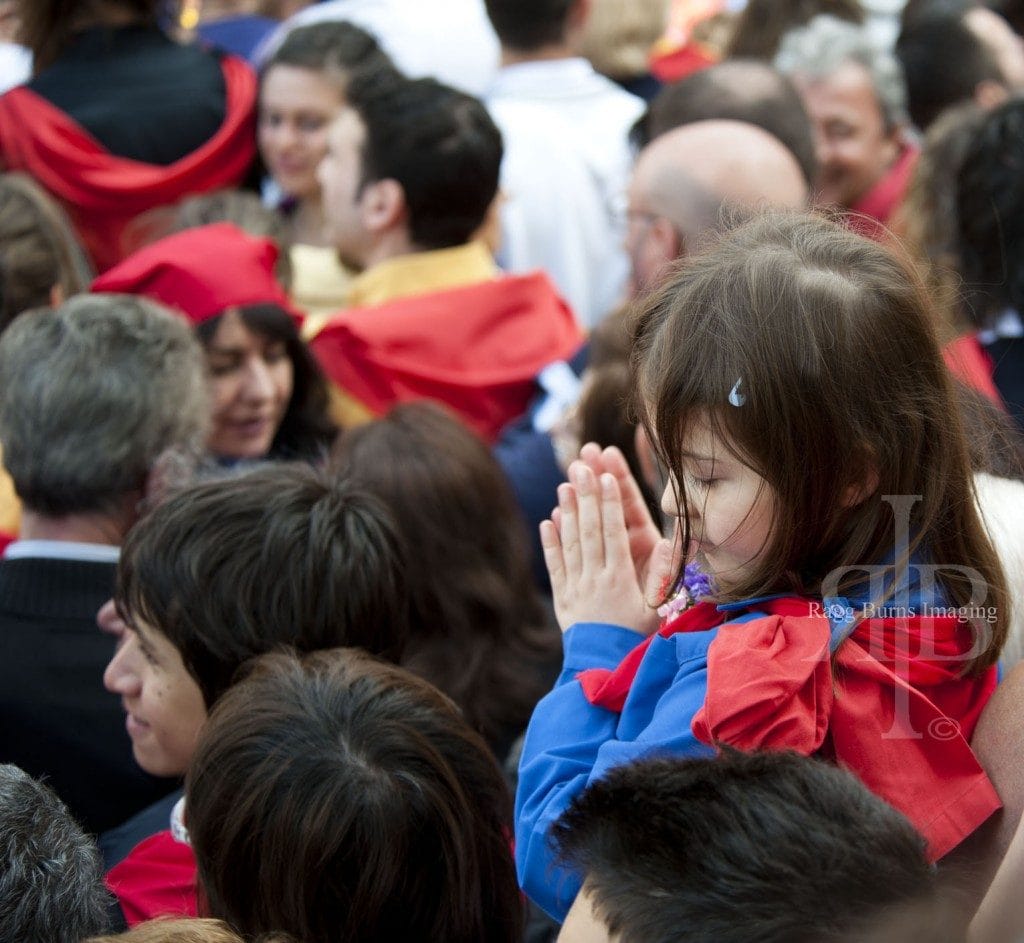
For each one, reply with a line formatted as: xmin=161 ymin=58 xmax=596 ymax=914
xmin=541 ymin=459 xmax=673 ymax=636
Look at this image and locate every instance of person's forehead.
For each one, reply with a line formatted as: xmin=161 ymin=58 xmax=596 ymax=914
xmin=329 ymin=106 xmax=366 ymax=147
xmin=797 ymin=60 xmax=884 ymax=122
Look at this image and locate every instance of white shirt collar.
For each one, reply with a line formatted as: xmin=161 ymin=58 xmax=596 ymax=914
xmin=3 ymin=540 xmax=120 ymax=563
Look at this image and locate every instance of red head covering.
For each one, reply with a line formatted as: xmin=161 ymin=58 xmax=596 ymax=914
xmin=91 ymin=223 xmax=304 ymax=326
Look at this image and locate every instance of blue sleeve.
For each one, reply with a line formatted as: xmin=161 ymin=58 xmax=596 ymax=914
xmin=514 ymin=622 xmax=716 ymax=921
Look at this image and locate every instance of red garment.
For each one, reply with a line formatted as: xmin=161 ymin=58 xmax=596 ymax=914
xmin=846 ymin=144 xmax=918 ymax=241
xmin=106 ymin=830 xmax=198 ymax=927
xmin=0 ymin=56 xmax=257 ymax=273
xmin=579 ymin=596 xmax=999 ymax=861
xmin=91 ymin=223 xmax=303 ymax=326
xmin=944 ymin=333 xmax=1004 ymax=408
xmin=649 ymin=41 xmax=718 ymax=83
xmin=310 ymin=272 xmax=584 ymax=443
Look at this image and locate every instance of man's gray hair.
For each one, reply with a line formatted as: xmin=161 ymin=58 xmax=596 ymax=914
xmin=0 ymin=764 xmax=110 ymax=942
xmin=0 ymin=294 xmax=209 ymax=517
xmin=774 ymin=14 xmax=909 ymax=131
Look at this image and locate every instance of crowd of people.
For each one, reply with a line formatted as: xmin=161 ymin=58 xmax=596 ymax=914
xmin=2 ymin=0 xmax=1024 ymax=941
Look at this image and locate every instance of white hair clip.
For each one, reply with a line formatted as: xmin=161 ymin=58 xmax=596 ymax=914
xmin=728 ymin=378 xmax=746 ymax=407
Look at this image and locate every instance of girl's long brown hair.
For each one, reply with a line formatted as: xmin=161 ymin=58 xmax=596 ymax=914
xmin=633 ymin=211 xmax=1007 ymax=672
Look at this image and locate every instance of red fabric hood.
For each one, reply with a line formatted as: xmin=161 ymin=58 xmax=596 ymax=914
xmin=310 ymin=271 xmax=584 ymax=442
xmin=0 ymin=54 xmax=257 ymax=272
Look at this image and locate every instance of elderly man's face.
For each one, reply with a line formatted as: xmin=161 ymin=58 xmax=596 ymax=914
xmin=794 ymin=60 xmax=900 ymax=211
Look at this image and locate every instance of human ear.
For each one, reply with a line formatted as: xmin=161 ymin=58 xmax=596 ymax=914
xmin=650 ymin=217 xmax=683 ymax=270
xmin=361 ymin=178 xmax=406 ymax=235
xmin=974 ymin=79 xmax=1010 ymax=112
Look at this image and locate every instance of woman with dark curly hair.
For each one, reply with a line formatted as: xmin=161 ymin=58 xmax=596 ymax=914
xmin=333 ymin=402 xmax=560 ymax=760
xmin=93 ymin=222 xmax=336 ymax=463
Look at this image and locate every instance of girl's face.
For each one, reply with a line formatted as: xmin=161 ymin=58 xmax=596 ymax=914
xmin=660 ymin=419 xmax=776 ymax=592
xmin=205 ymin=308 xmax=294 ymax=460
xmin=259 ymin=64 xmax=345 ymax=201
xmin=103 ymin=616 xmax=207 ymax=778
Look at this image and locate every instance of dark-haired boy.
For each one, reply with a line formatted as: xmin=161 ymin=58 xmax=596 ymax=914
xmin=310 ymin=71 xmax=583 ymax=443
xmin=555 ymin=751 xmax=963 ymax=943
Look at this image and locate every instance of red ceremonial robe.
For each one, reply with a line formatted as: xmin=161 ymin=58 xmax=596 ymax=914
xmin=310 ymin=271 xmax=584 ymax=443
xmin=578 ymin=596 xmax=1000 ymax=861
xmin=0 ymin=55 xmax=257 ymax=272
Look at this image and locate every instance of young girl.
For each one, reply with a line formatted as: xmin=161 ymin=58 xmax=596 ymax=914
xmin=516 ymin=211 xmax=1008 ymax=920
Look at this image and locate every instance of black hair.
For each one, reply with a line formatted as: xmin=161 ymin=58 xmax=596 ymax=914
xmin=196 ymin=304 xmax=337 ymax=462
xmin=956 ymin=98 xmax=1024 ymax=328
xmin=556 ymin=751 xmax=952 ymax=943
xmin=634 ymin=59 xmax=818 ymax=186
xmin=483 ymin=0 xmax=575 ymax=51
xmin=116 ymin=464 xmax=411 ymax=709
xmin=261 ymin=19 xmax=394 ymax=88
xmin=346 ymin=72 xmax=502 ymax=250
xmin=896 ymin=13 xmax=1002 ymax=131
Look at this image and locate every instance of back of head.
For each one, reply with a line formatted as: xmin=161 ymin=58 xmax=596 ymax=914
xmin=555 ymin=751 xmax=949 ymax=943
xmin=893 ymin=100 xmax=987 ymax=334
xmin=117 ymin=463 xmax=410 ymax=709
xmin=896 ymin=12 xmax=1002 ymax=131
xmin=483 ymin=0 xmax=574 ymax=51
xmin=346 ymin=72 xmax=503 ymax=250
xmin=0 ymin=294 xmax=207 ymax=519
xmin=634 ymin=119 xmax=808 ymax=246
xmin=725 ymin=0 xmax=865 ymax=60
xmin=640 ymin=60 xmax=818 ymax=186
xmin=84 ymin=918 xmax=244 ymax=943
xmin=18 ymin=0 xmax=160 ymax=70
xmin=633 ymin=211 xmax=1007 ymax=670
xmin=332 ymin=402 xmax=556 ymax=747
xmin=0 ymin=764 xmax=110 ymax=943
xmin=263 ymin=18 xmax=393 ymax=81
xmin=187 ymin=648 xmax=524 ymax=943
xmin=774 ymin=14 xmax=909 ymax=131
xmin=956 ymin=97 xmax=1024 ymax=328
xmin=170 ymin=190 xmax=294 ymax=291
xmin=0 ymin=173 xmax=93 ymax=332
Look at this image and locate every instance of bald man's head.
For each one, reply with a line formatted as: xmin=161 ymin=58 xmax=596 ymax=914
xmin=625 ymin=120 xmax=808 ymax=294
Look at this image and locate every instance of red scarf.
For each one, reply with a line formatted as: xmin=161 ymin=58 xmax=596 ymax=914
xmin=846 ymin=144 xmax=918 ymax=241
xmin=311 ymin=271 xmax=583 ymax=443
xmin=0 ymin=55 xmax=257 ymax=272
xmin=579 ymin=596 xmax=1000 ymax=860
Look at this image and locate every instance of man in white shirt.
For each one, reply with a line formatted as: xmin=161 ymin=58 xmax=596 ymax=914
xmin=484 ymin=0 xmax=645 ymax=327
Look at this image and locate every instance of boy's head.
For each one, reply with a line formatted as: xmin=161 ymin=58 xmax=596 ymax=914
xmin=103 ymin=463 xmax=410 ymax=777
xmin=555 ymin=751 xmax=958 ymax=943
xmin=317 ymin=72 xmax=502 ymax=269
xmin=187 ymin=648 xmax=523 ymax=943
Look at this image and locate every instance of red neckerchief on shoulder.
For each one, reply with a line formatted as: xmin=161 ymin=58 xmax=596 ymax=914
xmin=577 ymin=595 xmax=1000 ymax=861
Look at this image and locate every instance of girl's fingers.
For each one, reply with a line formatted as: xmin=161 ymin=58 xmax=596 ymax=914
xmin=557 ymin=481 xmax=582 ymax=577
xmin=571 ymin=462 xmax=605 ymax=572
xmin=539 ymin=519 xmax=566 ymax=596
xmin=600 ymin=473 xmax=633 ymax=572
xmin=644 ymin=538 xmax=676 ymax=605
xmin=603 ymin=446 xmax=656 ymax=529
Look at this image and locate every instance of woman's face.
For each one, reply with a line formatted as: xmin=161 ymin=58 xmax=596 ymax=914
xmin=204 ymin=308 xmax=294 ymax=460
xmin=259 ymin=64 xmax=345 ymax=202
